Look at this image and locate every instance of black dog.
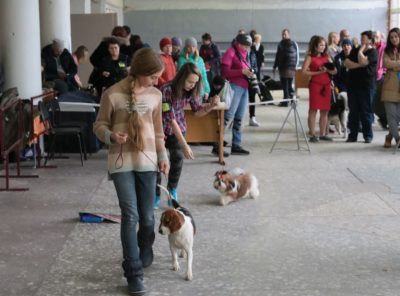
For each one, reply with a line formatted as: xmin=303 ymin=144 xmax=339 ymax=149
xmin=258 ymin=75 xmax=282 ymax=102
xmin=327 ymin=92 xmax=348 ymax=138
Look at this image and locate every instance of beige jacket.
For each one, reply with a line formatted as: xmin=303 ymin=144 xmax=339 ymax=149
xmin=381 ymin=52 xmax=400 ymax=102
xmin=94 ymin=76 xmax=168 ymax=174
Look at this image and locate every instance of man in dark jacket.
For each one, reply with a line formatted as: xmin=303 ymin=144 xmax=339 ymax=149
xmin=273 ymin=29 xmax=299 ymax=107
xmin=334 ymin=38 xmax=353 ymax=92
xmin=344 ymin=31 xmax=377 ymax=143
xmin=199 ymin=33 xmax=221 ymax=85
xmin=41 ymin=39 xmax=77 ymax=93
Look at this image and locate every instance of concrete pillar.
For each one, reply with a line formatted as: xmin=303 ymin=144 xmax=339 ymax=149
xmin=0 ymin=0 xmax=42 ymax=98
xmin=39 ymin=0 xmax=72 ymax=51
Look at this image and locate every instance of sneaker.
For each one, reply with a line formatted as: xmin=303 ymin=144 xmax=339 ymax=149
xmin=249 ymin=116 xmax=260 ymax=127
xmin=211 ymin=146 xmax=230 ymax=157
xmin=153 ymin=195 xmax=161 ymax=210
xmin=309 ymin=136 xmax=319 ymax=143
xmin=128 ymin=277 xmax=146 ymax=295
xmin=231 ymin=145 xmax=250 ymax=155
xmin=140 ymin=247 xmax=154 ymax=268
xmin=319 ymin=135 xmax=333 ymax=141
xmin=168 ymin=188 xmax=178 ymax=207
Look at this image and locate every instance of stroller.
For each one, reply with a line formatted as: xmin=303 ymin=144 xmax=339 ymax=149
xmin=259 ymin=75 xmax=282 ymax=102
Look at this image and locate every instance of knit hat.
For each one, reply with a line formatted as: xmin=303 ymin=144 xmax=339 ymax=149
xmin=185 ymin=37 xmax=198 ymax=48
xmin=159 ymin=37 xmax=172 ymax=49
xmin=235 ymin=34 xmax=252 ymax=46
xmin=171 ymin=37 xmax=182 ymax=47
xmin=341 ymin=38 xmax=352 ymax=46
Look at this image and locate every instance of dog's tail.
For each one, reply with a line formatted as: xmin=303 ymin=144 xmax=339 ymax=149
xmin=171 ymin=198 xmax=180 ymax=209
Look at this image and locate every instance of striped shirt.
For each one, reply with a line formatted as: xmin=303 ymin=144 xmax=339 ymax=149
xmin=160 ymin=82 xmax=203 ymax=136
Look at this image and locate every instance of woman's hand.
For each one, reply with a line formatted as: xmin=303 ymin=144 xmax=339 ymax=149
xmin=111 ymin=132 xmax=128 ymax=144
xmin=319 ymin=66 xmax=328 ymax=73
xmin=212 ymin=95 xmax=220 ymax=107
xmin=102 ymin=71 xmax=110 ymax=77
xmin=183 ymin=144 xmax=194 ymax=160
xmin=210 ymin=95 xmax=220 ymax=107
xmin=242 ymin=68 xmax=253 ymax=78
xmin=159 ymin=160 xmax=170 ymax=175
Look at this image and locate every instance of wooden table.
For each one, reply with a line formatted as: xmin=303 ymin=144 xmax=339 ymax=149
xmin=184 ymin=106 xmax=226 ymax=165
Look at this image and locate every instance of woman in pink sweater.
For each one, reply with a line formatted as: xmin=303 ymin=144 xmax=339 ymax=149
xmin=221 ymin=34 xmax=254 ymax=155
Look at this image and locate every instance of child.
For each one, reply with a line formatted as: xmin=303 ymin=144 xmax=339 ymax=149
xmin=94 ymin=48 xmax=169 ymax=294
xmin=154 ymin=62 xmax=219 ymax=208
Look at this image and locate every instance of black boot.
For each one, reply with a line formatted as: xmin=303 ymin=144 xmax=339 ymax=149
xmin=127 ymin=277 xmax=146 ymax=295
xmin=138 ymin=230 xmax=155 ymax=268
xmin=211 ymin=143 xmax=230 ymax=157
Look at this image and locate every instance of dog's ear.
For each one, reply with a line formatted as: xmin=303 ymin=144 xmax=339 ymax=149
xmin=169 ymin=211 xmax=184 ymax=233
xmin=215 ymin=170 xmax=228 ymax=180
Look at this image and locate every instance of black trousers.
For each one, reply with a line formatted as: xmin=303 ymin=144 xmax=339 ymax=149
xmin=156 ymin=135 xmax=184 ymax=196
xmin=280 ymin=77 xmax=294 ymax=100
xmin=248 ymin=87 xmax=257 ymax=118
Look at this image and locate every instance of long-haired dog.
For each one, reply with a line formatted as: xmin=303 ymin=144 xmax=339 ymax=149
xmin=158 ymin=191 xmax=196 ymax=281
xmin=327 ymin=91 xmax=348 ymax=138
xmin=213 ymin=169 xmax=259 ymax=206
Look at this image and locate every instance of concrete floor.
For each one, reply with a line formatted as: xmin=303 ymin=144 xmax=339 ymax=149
xmin=1 ymin=91 xmax=400 ymax=296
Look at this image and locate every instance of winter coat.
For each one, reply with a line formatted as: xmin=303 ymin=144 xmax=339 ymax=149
xmin=273 ymin=39 xmax=298 ymax=77
xmin=41 ymin=44 xmax=77 ymax=82
xmin=381 ymin=52 xmax=400 ymax=103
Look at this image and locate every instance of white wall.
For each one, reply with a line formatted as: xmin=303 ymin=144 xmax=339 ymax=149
xmin=124 ymin=0 xmax=387 ymax=10
xmin=123 ymin=0 xmax=388 ymax=47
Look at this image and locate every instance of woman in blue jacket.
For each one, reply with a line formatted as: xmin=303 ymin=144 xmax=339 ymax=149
xmin=178 ymin=37 xmax=210 ymax=100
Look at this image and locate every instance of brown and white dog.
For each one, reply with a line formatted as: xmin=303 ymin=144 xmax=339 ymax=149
xmin=159 ymin=198 xmax=196 ymax=281
xmin=213 ymin=169 xmax=260 ymax=206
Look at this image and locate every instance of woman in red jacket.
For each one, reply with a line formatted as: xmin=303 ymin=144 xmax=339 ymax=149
xmin=158 ymin=37 xmax=176 ymax=87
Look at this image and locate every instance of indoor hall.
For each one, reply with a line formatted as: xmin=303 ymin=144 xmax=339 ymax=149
xmin=1 ymin=1 xmax=400 ymax=295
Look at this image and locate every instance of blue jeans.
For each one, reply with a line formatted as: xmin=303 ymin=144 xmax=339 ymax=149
xmin=347 ymin=87 xmax=374 ymax=140
xmin=111 ymin=171 xmax=157 ymax=280
xmin=224 ymin=83 xmax=249 ymax=146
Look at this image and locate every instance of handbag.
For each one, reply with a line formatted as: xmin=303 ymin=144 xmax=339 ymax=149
xmin=218 ymin=80 xmax=234 ymax=109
